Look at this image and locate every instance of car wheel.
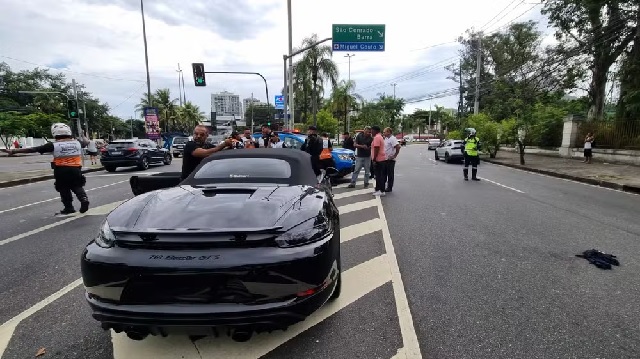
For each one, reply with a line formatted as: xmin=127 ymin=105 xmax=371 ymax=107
xmin=434 ymin=151 xmax=440 ymax=161
xmin=138 ymin=157 xmax=149 ymax=170
xmin=330 ymin=271 xmax=341 ymax=300
xmin=173 ymin=153 xmax=179 ymax=158
xmin=105 ymin=166 xmax=116 ymax=172
xmin=163 ymin=154 xmax=172 ymax=165
xmin=444 ymin=152 xmax=450 ymax=163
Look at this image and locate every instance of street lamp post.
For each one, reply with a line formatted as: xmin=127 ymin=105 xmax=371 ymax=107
xmin=344 ymin=54 xmax=355 ymax=83
xmin=140 ymin=0 xmax=152 ymax=108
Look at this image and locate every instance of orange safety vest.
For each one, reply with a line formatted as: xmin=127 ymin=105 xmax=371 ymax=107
xmin=320 ymin=139 xmax=332 ymax=160
xmin=52 ymin=140 xmax=82 ymax=167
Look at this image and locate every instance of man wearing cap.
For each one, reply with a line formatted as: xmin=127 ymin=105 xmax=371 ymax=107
xmin=301 ymin=125 xmax=324 ymax=177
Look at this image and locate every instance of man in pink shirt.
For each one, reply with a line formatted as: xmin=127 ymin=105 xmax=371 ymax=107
xmin=370 ymin=125 xmax=387 ymax=196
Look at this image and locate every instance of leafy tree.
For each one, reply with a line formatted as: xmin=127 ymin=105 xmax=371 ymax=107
xmin=542 ymin=0 xmax=637 ymax=120
xmin=244 ymin=103 xmax=276 ymax=127
xmin=0 ymin=111 xmax=32 ymax=148
xmin=311 ymin=109 xmax=339 ymax=137
xmin=326 ymin=80 xmax=364 ymax=133
xmin=467 ymin=113 xmax=502 ymax=158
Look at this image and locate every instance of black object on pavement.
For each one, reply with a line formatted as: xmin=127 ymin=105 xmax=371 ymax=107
xmin=575 ymin=249 xmax=620 ymax=270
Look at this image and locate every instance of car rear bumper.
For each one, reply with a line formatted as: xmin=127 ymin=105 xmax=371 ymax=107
xmin=81 ymin=233 xmax=339 ymax=333
xmin=100 ymin=158 xmax=140 ymax=167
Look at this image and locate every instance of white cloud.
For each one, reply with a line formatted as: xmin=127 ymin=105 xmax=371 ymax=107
xmin=0 ymin=0 xmax=548 ymax=119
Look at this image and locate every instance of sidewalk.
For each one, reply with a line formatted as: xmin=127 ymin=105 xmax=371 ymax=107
xmin=481 ymin=151 xmax=640 ymax=194
xmin=0 ymin=153 xmax=103 ymax=188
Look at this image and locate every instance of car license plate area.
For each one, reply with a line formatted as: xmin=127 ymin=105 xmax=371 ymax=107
xmin=110 ymin=151 xmax=122 ymax=155
xmin=120 ymin=273 xmax=274 ymax=305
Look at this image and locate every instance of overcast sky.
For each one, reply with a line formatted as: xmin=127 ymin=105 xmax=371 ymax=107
xmin=0 ymin=0 xmax=550 ymax=119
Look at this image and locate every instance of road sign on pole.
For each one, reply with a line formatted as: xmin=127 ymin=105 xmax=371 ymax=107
xmin=275 ymin=95 xmax=284 ymax=110
xmin=332 ymin=24 xmax=385 ymax=52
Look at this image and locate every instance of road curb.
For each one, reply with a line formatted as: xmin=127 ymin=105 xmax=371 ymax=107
xmin=481 ymin=158 xmax=640 ymax=195
xmin=0 ymin=167 xmax=104 ymax=189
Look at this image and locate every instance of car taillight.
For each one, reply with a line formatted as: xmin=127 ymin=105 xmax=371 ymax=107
xmin=100 ymin=148 xmax=107 ymax=152
xmin=127 ymin=148 xmax=138 ymax=152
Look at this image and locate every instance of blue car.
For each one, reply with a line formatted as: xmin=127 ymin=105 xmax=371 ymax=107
xmin=253 ymin=132 xmax=355 ymax=178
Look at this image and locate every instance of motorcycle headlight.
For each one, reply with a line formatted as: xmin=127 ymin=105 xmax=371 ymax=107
xmin=276 ymin=218 xmax=333 ymax=248
xmin=95 ymin=221 xmax=116 ymax=248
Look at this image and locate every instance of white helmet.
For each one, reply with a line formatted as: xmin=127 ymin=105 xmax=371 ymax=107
xmin=466 ymin=127 xmax=477 ymax=135
xmin=51 ymin=123 xmax=72 ymax=137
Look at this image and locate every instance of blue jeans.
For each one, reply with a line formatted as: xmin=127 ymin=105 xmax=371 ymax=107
xmin=350 ymin=157 xmax=371 ymax=184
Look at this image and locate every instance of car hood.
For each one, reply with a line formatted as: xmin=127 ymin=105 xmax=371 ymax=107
xmin=332 ymin=148 xmax=354 ymax=155
xmin=107 ymin=185 xmax=312 ymax=231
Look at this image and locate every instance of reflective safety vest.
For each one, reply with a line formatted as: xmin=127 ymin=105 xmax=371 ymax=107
xmin=320 ymin=139 xmax=332 ymax=160
xmin=270 ymin=141 xmax=284 ymax=148
xmin=464 ymin=137 xmax=480 ymax=157
xmin=52 ymin=140 xmax=82 ymax=167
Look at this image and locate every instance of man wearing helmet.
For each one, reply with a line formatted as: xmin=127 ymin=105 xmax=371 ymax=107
xmin=2 ymin=123 xmax=91 ymax=215
xmin=462 ymin=128 xmax=481 ymax=181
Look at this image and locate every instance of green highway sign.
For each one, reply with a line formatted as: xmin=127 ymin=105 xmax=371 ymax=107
xmin=332 ymin=24 xmax=385 ymax=52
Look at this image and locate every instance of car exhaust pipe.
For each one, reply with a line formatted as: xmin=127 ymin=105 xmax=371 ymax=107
xmin=125 ymin=330 xmax=149 ymax=341
xmin=230 ymin=328 xmax=253 ymax=342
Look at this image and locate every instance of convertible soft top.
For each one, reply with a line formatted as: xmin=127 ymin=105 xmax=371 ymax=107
xmin=182 ymin=148 xmax=318 ymax=186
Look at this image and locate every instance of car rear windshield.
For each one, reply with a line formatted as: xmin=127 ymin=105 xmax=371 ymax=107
xmin=193 ymin=158 xmax=292 ymax=179
xmin=173 ymin=137 xmax=188 ymax=144
xmin=107 ymin=142 xmax=135 ymax=149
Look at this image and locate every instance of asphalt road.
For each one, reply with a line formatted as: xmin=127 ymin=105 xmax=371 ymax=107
xmin=1 ymin=146 xmax=638 ymax=359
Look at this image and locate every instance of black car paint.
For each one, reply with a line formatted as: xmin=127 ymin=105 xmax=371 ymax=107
xmin=81 ymin=149 xmax=341 ymax=339
xmin=100 ymin=139 xmax=170 ymax=171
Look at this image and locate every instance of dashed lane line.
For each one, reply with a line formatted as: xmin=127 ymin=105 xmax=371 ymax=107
xmin=0 ymin=180 xmax=128 ymax=215
xmin=0 ymin=201 xmax=124 ymax=246
xmin=478 ymin=177 xmax=525 ymax=193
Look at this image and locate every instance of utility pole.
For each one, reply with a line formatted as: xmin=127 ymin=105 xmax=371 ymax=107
xmin=140 ymin=0 xmax=152 ymax=108
xmin=250 ymin=92 xmax=255 ymax=132
xmin=287 ymin=0 xmax=294 ymax=130
xmin=129 ymin=117 xmax=134 ymax=138
xmin=176 ymin=63 xmax=183 ymax=106
xmin=428 ymin=103 xmax=432 ymax=136
xmin=391 ymin=83 xmax=397 ymax=99
xmin=344 ymin=54 xmax=355 ymax=82
xmin=83 ymin=101 xmax=88 ymax=137
xmin=474 ymin=32 xmax=482 ymax=115
xmin=71 ymin=79 xmax=85 ymax=168
xmin=458 ymin=58 xmax=463 ymax=120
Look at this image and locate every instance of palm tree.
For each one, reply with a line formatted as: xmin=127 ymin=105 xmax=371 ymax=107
xmin=328 ymin=80 xmax=364 ymax=132
xmin=294 ymin=33 xmax=339 ymax=126
xmin=175 ymin=102 xmax=206 ymax=133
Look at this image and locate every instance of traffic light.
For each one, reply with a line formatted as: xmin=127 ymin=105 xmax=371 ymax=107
xmin=192 ymin=63 xmax=206 ymax=86
xmin=267 ymin=121 xmax=271 ymax=126
xmin=67 ymin=99 xmax=79 ymax=119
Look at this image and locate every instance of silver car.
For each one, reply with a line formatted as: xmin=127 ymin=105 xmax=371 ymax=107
xmin=434 ymin=139 xmax=465 ymax=163
xmin=427 ymin=138 xmax=441 ymax=150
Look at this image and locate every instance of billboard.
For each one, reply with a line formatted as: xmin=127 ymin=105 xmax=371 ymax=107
xmin=143 ymin=107 xmax=161 ymax=140
xmin=275 ymin=95 xmax=284 ymax=110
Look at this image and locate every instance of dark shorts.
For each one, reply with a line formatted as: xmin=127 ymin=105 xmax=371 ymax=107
xmin=88 ymin=151 xmax=98 ymax=156
xmin=464 ymin=154 xmax=480 ymax=167
xmin=584 ymin=149 xmax=592 ymax=157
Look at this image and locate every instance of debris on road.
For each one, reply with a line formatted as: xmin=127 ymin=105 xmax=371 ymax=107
xmin=576 ymin=249 xmax=621 ymax=270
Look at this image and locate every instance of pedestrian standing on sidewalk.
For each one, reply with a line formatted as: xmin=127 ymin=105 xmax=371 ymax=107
xmin=2 ymin=123 xmax=91 ymax=215
xmin=583 ymin=132 xmax=594 ymax=164
xmin=347 ymin=127 xmax=373 ymax=188
xmin=383 ymin=127 xmax=401 ymax=192
xmin=370 ymin=125 xmax=387 ymax=196
xmin=87 ymin=138 xmax=98 ymax=165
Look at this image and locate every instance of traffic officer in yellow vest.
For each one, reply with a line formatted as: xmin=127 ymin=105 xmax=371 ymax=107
xmin=462 ymin=128 xmax=481 ymax=181
xmin=3 ymin=123 xmax=91 ymax=215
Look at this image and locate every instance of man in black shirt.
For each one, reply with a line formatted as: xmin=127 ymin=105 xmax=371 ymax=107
xmin=347 ymin=126 xmax=373 ymax=188
xmin=300 ymin=125 xmax=324 ymax=176
xmin=181 ymin=125 xmax=233 ymax=180
xmin=255 ymin=124 xmax=273 ymax=148
xmin=342 ymin=132 xmax=355 ymax=151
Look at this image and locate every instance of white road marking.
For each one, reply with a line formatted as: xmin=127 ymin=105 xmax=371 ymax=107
xmin=392 ymin=347 xmax=407 ymax=359
xmin=333 ymin=188 xmax=372 ymax=199
xmin=337 ymin=199 xmax=377 ymax=214
xmin=340 ymin=219 xmax=383 ymax=243
xmin=0 ymin=201 xmax=125 ymax=246
xmin=376 ymin=196 xmax=423 ymax=359
xmin=87 ymin=171 xmax=161 ymax=177
xmin=478 ymin=177 xmax=525 ymax=193
xmin=112 ymin=255 xmax=392 ymax=359
xmin=0 ymin=278 xmax=83 ymax=357
xmin=334 ymin=179 xmax=375 ymax=189
xmin=486 ymin=162 xmax=639 ymax=196
xmin=0 ymin=180 xmax=128 ymax=215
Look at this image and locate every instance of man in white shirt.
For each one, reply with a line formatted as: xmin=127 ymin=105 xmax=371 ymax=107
xmin=383 ymin=127 xmax=401 ymax=192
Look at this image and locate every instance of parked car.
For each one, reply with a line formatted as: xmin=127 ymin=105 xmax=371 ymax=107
xmin=82 ymin=149 xmax=341 ymax=342
xmin=253 ymin=132 xmax=355 ymax=178
xmin=171 ymin=136 xmax=189 ymax=158
xmin=100 ymin=139 xmax=172 ymax=172
xmin=427 ymin=138 xmax=441 ymax=150
xmin=434 ymin=139 xmax=465 ymax=163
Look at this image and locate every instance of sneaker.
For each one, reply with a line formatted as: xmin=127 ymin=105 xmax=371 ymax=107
xmin=385 ymin=188 xmax=392 ymax=193
xmin=379 ymin=192 xmax=386 ymax=197
xmin=372 ymin=191 xmax=381 ymax=196
xmin=347 ymin=183 xmax=355 ymax=188
xmin=472 ymin=178 xmax=481 ymax=181
xmin=58 ymin=208 xmax=76 ymax=215
xmin=80 ymin=201 xmax=90 ymax=213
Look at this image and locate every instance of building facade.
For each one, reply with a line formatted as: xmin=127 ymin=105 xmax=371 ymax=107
xmin=243 ymin=97 xmax=264 ymax=115
xmin=211 ymin=91 xmax=242 ymax=117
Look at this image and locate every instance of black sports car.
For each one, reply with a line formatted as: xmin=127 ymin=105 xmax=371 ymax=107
xmin=81 ymin=149 xmax=341 ymax=342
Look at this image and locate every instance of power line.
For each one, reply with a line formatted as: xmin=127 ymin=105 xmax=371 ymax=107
xmin=109 ymin=83 xmax=147 ymax=111
xmin=0 ymin=55 xmax=146 ymax=83
xmin=479 ymin=0 xmax=523 ymax=31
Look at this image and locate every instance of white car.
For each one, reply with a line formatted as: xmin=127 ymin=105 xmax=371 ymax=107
xmin=434 ymin=139 xmax=465 ymax=163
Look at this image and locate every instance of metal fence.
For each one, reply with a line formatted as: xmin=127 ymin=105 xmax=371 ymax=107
xmin=576 ymin=120 xmax=640 ymax=150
